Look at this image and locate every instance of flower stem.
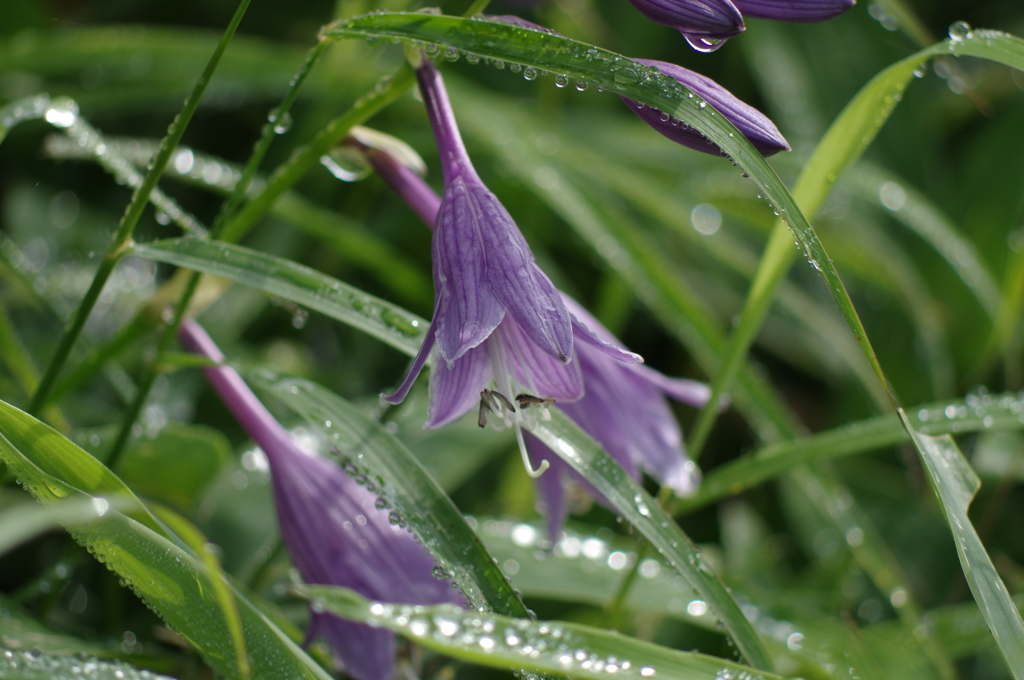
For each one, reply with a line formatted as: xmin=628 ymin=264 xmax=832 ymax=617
xmin=27 ymin=0 xmax=253 ymax=416
xmin=104 ymin=39 xmax=329 ymax=468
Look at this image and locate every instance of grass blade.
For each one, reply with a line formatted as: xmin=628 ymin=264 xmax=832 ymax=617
xmin=901 ymin=410 xmax=1024 ymax=679
xmin=532 ymin=410 xmax=773 ymax=671
xmin=300 ymin=584 xmax=787 ymax=680
xmin=243 ymin=368 xmax=530 ymax=619
xmin=130 ymin=239 xmax=427 ymax=357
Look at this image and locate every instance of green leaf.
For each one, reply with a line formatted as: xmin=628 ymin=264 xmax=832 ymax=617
xmin=676 ymin=391 xmax=1024 ymax=513
xmin=901 ymin=410 xmax=1024 ymax=680
xmin=129 ymin=238 xmax=427 ymax=357
xmin=0 ymin=649 xmax=176 ymax=680
xmin=531 ymin=410 xmax=773 ymax=672
xmin=0 ymin=498 xmax=129 ymax=557
xmin=151 ymin=504 xmax=251 ymax=679
xmin=0 ymin=399 xmax=332 ymax=680
xmin=300 ymin=584 xmax=788 ymax=680
xmin=243 ymin=367 xmax=531 ymax=619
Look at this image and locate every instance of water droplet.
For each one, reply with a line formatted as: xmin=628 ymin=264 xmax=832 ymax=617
xmin=444 ymin=47 xmax=460 ymax=61
xmin=523 ymin=67 xmax=538 ymax=81
xmin=574 ymin=80 xmax=588 ymax=91
xmin=425 ymin=43 xmax=440 ymax=57
xmin=640 ymin=666 xmax=657 ymax=677
xmin=948 ymin=21 xmax=971 ymax=42
xmin=510 ymin=63 xmax=522 ymax=73
xmin=268 ymin=109 xmax=292 ymax=134
xmin=554 ymin=74 xmax=569 ymax=88
xmin=465 ymin=53 xmax=480 ymax=65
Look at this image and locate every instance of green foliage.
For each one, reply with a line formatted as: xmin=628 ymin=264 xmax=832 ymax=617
xmin=2 ymin=1 xmax=1024 ymax=679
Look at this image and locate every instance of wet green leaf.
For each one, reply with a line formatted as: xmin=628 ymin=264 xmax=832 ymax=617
xmin=902 ymin=410 xmax=1024 ymax=680
xmin=0 ymin=399 xmax=332 ymax=680
xmin=300 ymin=584 xmax=787 ymax=680
xmin=243 ymin=367 xmax=531 ymax=619
xmin=129 ymin=239 xmax=427 ymax=357
xmin=532 ymin=410 xmax=773 ymax=671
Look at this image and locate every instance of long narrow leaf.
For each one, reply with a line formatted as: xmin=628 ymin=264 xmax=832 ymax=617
xmin=243 ymin=368 xmax=530 ymax=619
xmin=130 ymin=239 xmax=427 ymax=357
xmin=901 ymin=410 xmax=1024 ymax=679
xmin=677 ymin=391 xmax=1024 ymax=513
xmin=0 ymin=400 xmax=332 ymax=680
xmin=532 ymin=410 xmax=773 ymax=671
xmin=301 ymin=584 xmax=786 ymax=680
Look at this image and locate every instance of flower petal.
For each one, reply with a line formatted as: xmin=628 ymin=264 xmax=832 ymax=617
xmin=432 ymin=175 xmax=507 ymax=364
xmin=476 ymin=195 xmax=574 ymax=363
xmin=560 ymin=295 xmax=643 ymax=365
xmin=425 ymin=342 xmax=492 ymax=428
xmin=615 ymin=370 xmax=701 ymax=496
xmin=382 ymin=324 xmax=436 ymax=405
xmin=624 ymin=59 xmax=790 ymax=157
xmin=572 ymin=316 xmax=644 ymax=365
xmin=628 ymin=363 xmax=713 ymax=408
xmin=626 ymin=0 xmax=745 ymax=37
xmin=310 ymin=615 xmax=396 ymax=680
xmin=732 ymin=0 xmax=854 ymax=22
xmin=494 ymin=318 xmax=584 ymax=401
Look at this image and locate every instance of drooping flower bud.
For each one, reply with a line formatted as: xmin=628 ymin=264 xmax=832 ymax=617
xmin=621 ymin=59 xmax=790 ymax=157
xmin=625 ymin=0 xmax=745 ymax=51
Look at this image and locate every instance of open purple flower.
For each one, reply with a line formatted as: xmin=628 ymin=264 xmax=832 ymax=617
xmin=179 ymin=320 xmax=461 ymax=680
xmin=621 ymin=59 xmax=790 ymax=157
xmin=627 ymin=0 xmax=853 ymax=51
xmin=382 ymin=59 xmax=640 ymax=477
xmin=526 ymin=298 xmax=712 ymax=540
xmin=353 ymin=89 xmax=707 ymax=538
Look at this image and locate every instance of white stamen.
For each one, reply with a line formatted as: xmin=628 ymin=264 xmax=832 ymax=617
xmin=486 ymin=338 xmax=550 ymax=478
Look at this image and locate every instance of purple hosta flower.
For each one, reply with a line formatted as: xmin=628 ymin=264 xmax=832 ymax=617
xmin=178 ymin=320 xmax=461 ymax=680
xmin=627 ymin=0 xmax=853 ymax=51
xmin=383 ymin=58 xmax=640 ymax=477
xmin=626 ymin=0 xmax=745 ymax=51
xmin=524 ymin=298 xmax=711 ymax=540
xmin=622 ymin=59 xmax=790 ymax=157
xmin=356 ymin=137 xmax=708 ymax=541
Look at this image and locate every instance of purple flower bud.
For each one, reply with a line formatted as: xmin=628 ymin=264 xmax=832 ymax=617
xmin=731 ymin=0 xmax=854 ymax=22
xmin=625 ymin=0 xmax=745 ymax=51
xmin=178 ymin=320 xmax=462 ymax=680
xmin=621 ymin=59 xmax=790 ymax=157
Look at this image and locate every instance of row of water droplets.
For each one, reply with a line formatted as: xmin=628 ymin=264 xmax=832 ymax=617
xmin=0 ymin=649 xmax=171 ymax=680
xmin=324 ymin=597 xmax=661 ymax=679
xmin=0 ymin=94 xmax=206 ymax=237
xmin=255 ymin=371 xmax=490 ymax=612
xmin=209 ymin=241 xmax=425 ymax=342
xmin=914 ymin=388 xmax=1024 ymax=434
xmin=478 ymin=518 xmax=722 ymax=623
